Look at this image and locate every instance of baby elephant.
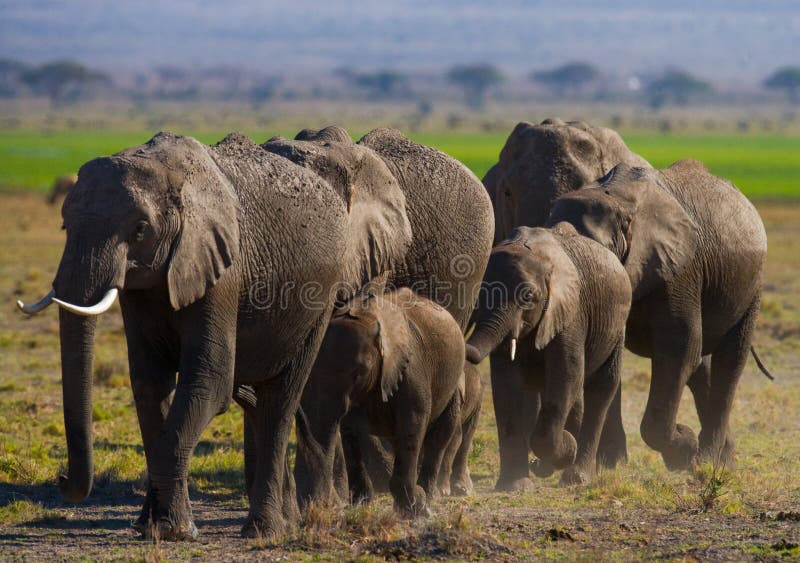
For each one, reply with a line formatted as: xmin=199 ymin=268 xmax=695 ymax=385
xmin=466 ymin=223 xmax=632 ymax=485
xmin=296 ymin=288 xmax=465 ymax=517
xmin=362 ymin=360 xmax=484 ymax=498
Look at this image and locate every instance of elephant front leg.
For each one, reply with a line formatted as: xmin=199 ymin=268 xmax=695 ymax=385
xmin=125 ymin=331 xmax=178 ymax=537
xmin=341 ymin=412 xmax=374 ymax=505
xmin=147 ymin=367 xmax=233 ymax=541
xmin=561 ymin=344 xmax=622 ymax=486
xmin=390 ymin=428 xmax=428 ymax=518
xmin=490 ymin=350 xmax=536 ymax=491
xmin=530 ymin=337 xmax=583 ymax=473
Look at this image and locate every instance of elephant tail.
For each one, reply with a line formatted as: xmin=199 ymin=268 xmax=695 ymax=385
xmin=750 ymin=346 xmax=775 ymax=381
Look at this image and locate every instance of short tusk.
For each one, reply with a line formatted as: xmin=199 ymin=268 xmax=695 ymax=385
xmin=510 ymin=338 xmax=517 ymax=362
xmin=17 ymin=289 xmax=56 ymax=315
xmin=52 ymin=288 xmax=118 ymax=316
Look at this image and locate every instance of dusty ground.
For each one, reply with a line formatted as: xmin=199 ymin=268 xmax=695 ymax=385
xmin=0 ymin=192 xmax=798 ymax=561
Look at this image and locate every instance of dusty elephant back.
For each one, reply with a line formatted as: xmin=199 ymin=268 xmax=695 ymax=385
xmin=359 ymin=128 xmax=494 ymax=330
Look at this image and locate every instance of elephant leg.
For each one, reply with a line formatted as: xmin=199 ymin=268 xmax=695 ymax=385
xmin=698 ymin=299 xmax=759 ymax=467
xmin=419 ymin=393 xmax=461 ymax=500
xmin=530 ymin=342 xmax=582 ymax=473
xmin=333 ymin=433 xmax=349 ymax=503
xmin=437 ymin=425 xmax=461 ymax=497
xmin=389 ymin=421 xmax=428 ymax=518
xmin=561 ymin=344 xmax=622 ymax=486
xmin=640 ymin=305 xmax=702 ymax=471
xmin=490 ymin=350 xmax=535 ymax=491
xmin=341 ymin=412 xmax=374 ymax=505
xmin=243 ymin=415 xmax=257 ymax=502
xmin=362 ymin=435 xmax=393 ymax=494
xmin=450 ymin=400 xmax=481 ymax=496
xmin=596 ymin=382 xmax=628 ymax=469
xmin=127 ymin=340 xmax=177 ymax=536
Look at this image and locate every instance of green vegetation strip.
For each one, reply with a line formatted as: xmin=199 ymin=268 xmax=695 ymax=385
xmin=1 ymin=130 xmax=798 ymax=198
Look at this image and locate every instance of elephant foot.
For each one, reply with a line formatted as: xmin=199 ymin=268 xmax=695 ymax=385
xmin=659 ymin=424 xmax=699 ymax=471
xmin=135 ymin=484 xmax=197 ymax=541
xmin=438 ymin=481 xmax=451 ymax=497
xmin=697 ymin=434 xmax=736 ymax=469
xmin=450 ymin=474 xmax=474 ymax=497
xmin=241 ymin=512 xmax=287 ymax=541
xmin=495 ymin=476 xmax=535 ymax=492
xmin=559 ymin=465 xmax=592 ymax=487
xmin=393 ymin=485 xmax=430 ymax=519
xmin=531 ymin=458 xmax=555 ymax=479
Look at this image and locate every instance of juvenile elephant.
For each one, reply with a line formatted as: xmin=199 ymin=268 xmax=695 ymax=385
xmin=465 ymin=224 xmax=632 ymax=485
xmin=360 ymin=360 xmax=483 ymax=498
xmin=17 ymin=128 xmax=493 ymax=539
xmin=296 ymin=288 xmax=465 ymax=517
xmin=48 ymin=173 xmax=78 ymax=205
xmin=547 ymin=161 xmax=769 ymax=469
xmin=482 ymin=118 xmax=647 ymax=490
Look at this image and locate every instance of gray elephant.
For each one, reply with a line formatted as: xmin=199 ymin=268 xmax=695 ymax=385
xmin=358 ymin=359 xmax=483 ymax=498
xmin=483 ymin=118 xmax=650 ymax=243
xmin=482 ymin=118 xmax=646 ymax=491
xmin=17 ymin=127 xmax=493 ymax=540
xmin=295 ymin=288 xmax=465 ymax=517
xmin=547 ymin=160 xmax=770 ymax=470
xmin=465 ymin=224 xmax=632 ymax=485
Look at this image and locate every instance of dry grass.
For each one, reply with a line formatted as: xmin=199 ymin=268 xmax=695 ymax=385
xmin=0 ymin=192 xmax=798 ymax=560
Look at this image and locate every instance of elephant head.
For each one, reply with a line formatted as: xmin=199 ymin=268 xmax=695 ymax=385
xmin=546 ymin=162 xmax=698 ymax=300
xmin=485 ymin=118 xmax=649 ymax=243
xmin=297 ymin=292 xmax=413 ymax=505
xmin=466 ymin=226 xmax=580 ymax=364
xmin=17 ymin=132 xmax=239 ymax=502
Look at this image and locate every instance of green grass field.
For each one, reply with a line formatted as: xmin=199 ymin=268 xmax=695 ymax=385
xmin=1 ymin=129 xmax=798 ymax=198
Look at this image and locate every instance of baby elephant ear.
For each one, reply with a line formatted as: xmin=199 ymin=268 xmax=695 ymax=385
xmin=376 ymin=306 xmax=413 ymax=402
xmin=534 ymin=239 xmax=581 ymax=350
xmin=167 ymin=143 xmax=240 ymax=310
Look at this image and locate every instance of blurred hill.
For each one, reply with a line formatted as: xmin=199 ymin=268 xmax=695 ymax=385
xmin=1 ymin=0 xmax=798 ymax=83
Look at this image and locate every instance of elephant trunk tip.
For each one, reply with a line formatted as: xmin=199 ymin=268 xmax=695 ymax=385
xmin=465 ymin=343 xmax=485 ymax=365
xmin=58 ymin=473 xmax=92 ymax=503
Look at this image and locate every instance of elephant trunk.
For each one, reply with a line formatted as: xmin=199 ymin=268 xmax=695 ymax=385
xmin=58 ymin=308 xmax=98 ymax=502
xmin=466 ymin=309 xmax=516 ymax=364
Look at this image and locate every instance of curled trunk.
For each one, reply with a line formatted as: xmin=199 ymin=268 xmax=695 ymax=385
xmin=466 ymin=310 xmax=515 ymax=364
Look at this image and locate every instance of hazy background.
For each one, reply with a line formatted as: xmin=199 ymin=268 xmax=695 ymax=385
xmin=2 ymin=0 xmax=799 ymax=82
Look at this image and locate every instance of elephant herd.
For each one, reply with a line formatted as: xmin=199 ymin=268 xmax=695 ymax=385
xmin=17 ymin=119 xmax=771 ymax=541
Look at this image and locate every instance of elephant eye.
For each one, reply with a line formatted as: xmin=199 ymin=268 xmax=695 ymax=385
xmin=133 ymin=221 xmax=149 ymax=242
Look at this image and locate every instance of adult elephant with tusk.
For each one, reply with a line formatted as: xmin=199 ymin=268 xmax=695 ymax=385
xmin=17 ymin=127 xmax=493 ymax=541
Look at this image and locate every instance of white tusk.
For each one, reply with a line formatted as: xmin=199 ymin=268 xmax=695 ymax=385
xmin=17 ymin=289 xmax=56 ymax=315
xmin=52 ymin=288 xmax=118 ymax=316
xmin=510 ymin=338 xmax=517 ymax=362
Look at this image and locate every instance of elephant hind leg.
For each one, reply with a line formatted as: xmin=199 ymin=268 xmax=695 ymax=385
xmin=596 ymin=383 xmax=627 ymax=469
xmin=449 ymin=399 xmax=482 ymax=496
xmin=698 ymin=299 xmax=760 ymax=468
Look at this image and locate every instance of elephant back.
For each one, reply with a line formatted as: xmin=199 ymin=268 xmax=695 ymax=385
xmin=359 ymin=128 xmax=494 ymax=330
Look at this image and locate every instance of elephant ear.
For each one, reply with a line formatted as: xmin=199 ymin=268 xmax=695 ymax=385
xmin=532 ymin=231 xmax=581 ymax=350
xmin=167 ymin=139 xmax=240 ymax=310
xmin=263 ymin=135 xmax=411 ymax=289
xmin=614 ymin=166 xmax=698 ymax=299
xmin=374 ymin=301 xmax=413 ymax=402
